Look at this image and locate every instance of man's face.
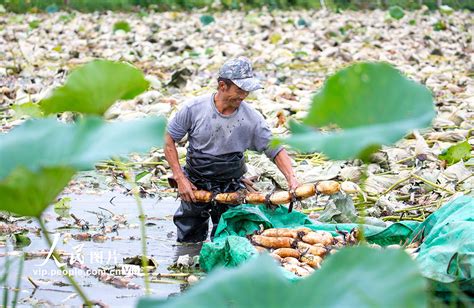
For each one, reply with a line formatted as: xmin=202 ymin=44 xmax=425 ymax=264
xmin=219 ymin=82 xmax=249 ymax=108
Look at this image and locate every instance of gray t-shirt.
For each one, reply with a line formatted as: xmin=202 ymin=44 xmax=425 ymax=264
xmin=167 ymin=93 xmax=282 ymax=160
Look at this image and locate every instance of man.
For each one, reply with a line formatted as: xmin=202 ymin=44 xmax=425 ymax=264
xmin=164 ymin=57 xmax=299 ymax=243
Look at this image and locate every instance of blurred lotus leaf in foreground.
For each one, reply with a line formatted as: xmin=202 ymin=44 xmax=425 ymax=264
xmin=138 ymin=247 xmax=427 ymax=308
xmin=0 ymin=116 xmax=166 ymax=217
xmin=273 ymin=62 xmax=435 ymax=161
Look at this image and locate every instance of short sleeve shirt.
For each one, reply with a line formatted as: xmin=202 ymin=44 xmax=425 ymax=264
xmin=167 ymin=93 xmax=282 ymax=159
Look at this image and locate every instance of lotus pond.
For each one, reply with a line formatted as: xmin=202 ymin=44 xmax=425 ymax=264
xmin=1 ymin=193 xmax=202 ymax=307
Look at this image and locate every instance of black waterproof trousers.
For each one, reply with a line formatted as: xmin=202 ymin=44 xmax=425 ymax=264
xmin=173 ymin=150 xmax=245 ymax=243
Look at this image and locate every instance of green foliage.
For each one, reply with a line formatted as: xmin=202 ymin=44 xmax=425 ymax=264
xmin=28 ymin=19 xmax=40 ymax=29
xmin=53 ymin=197 xmax=72 ymax=217
xmin=0 ymin=54 xmax=165 ymax=304
xmin=331 ymin=0 xmax=472 ymax=10
xmin=1 ymin=256 xmax=10 ymax=307
xmin=52 ymin=44 xmax=62 ymax=52
xmin=273 ymin=62 xmax=435 ymax=160
xmin=438 ymin=140 xmax=472 ymax=165
xmin=293 ymin=50 xmax=308 ymax=59
xmin=433 ymin=20 xmax=447 ymax=31
xmin=199 ymin=15 xmax=215 ymax=26
xmin=53 ymin=197 xmax=72 ymax=209
xmin=138 ymin=247 xmax=427 ymax=307
xmin=439 ymin=5 xmax=454 ymax=15
xmin=0 ymin=116 xmax=166 ymax=217
xmin=0 ymin=58 xmax=164 ymax=221
xmin=1 ymin=253 xmax=25 ymax=308
xmin=2 ymin=0 xmax=473 ymax=12
xmin=114 ymin=20 xmax=132 ymax=32
xmin=45 ymin=4 xmax=58 ymax=13
xmin=13 ymin=232 xmax=32 ymax=248
xmin=11 ymin=102 xmax=43 ymax=119
xmin=270 ymin=32 xmax=282 ymax=44
xmin=59 ymin=13 xmax=75 ymax=23
xmin=220 ymin=0 xmax=241 ymax=9
xmin=40 ymin=60 xmax=149 ymax=116
xmin=389 ymin=6 xmax=405 ymax=20
xmin=0 ymin=166 xmax=75 ymax=217
xmin=0 ymin=116 xmax=166 ymax=179
xmin=188 ymin=51 xmax=200 ymax=58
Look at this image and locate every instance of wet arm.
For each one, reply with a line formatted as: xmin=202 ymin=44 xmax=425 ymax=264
xmin=164 ymin=133 xmax=196 ymax=202
xmin=273 ymin=148 xmax=299 ymax=190
xmin=164 ymin=133 xmax=185 ymax=181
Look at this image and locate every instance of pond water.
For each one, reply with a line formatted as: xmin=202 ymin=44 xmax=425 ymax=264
xmin=1 ymin=193 xmax=203 ymax=307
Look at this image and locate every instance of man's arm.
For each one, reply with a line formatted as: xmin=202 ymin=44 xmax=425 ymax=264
xmin=250 ymin=113 xmax=299 ymax=191
xmin=273 ymin=148 xmax=299 ymax=191
xmin=164 ymin=133 xmax=197 ymax=202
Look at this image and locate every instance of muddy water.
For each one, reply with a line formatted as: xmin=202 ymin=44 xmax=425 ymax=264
xmin=1 ymin=193 xmax=203 ymax=307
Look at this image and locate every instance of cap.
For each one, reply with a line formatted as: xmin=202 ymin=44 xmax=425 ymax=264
xmin=218 ymin=57 xmax=263 ymax=92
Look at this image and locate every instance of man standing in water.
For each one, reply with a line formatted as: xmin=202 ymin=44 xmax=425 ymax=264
xmin=164 ymin=57 xmax=299 ymax=243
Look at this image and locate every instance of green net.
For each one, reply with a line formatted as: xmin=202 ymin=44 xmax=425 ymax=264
xmin=200 ymin=196 xmax=473 ymax=292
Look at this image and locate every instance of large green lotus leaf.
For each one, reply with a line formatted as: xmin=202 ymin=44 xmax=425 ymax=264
xmin=273 ymin=62 xmax=435 ymax=160
xmin=40 ymin=60 xmax=149 ymax=115
xmin=0 ymin=166 xmax=75 ymax=217
xmin=0 ymin=116 xmax=166 ymax=179
xmin=138 ymin=246 xmax=427 ymax=308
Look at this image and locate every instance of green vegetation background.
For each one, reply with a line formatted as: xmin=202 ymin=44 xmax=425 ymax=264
xmin=1 ymin=0 xmax=473 ymax=12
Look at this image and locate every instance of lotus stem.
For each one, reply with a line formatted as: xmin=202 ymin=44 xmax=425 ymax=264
xmin=382 ymin=216 xmax=425 ymax=222
xmin=357 ymin=164 xmax=370 ymax=243
xmin=394 ymin=205 xmax=428 ymax=213
xmin=301 ymin=207 xmax=324 ymax=214
xmin=132 ymin=186 xmax=151 ymax=295
xmin=37 ymin=218 xmax=92 ymax=307
xmin=99 ymin=160 xmax=165 ymax=167
xmin=411 ymin=174 xmax=456 ymax=194
xmin=122 ymin=168 xmax=151 ymax=295
xmin=395 ymin=155 xmax=416 ymax=164
xmin=382 ymin=176 xmax=412 ymax=195
xmin=27 ymin=276 xmax=39 ymax=289
xmin=11 ymin=254 xmax=24 ymax=308
xmin=155 ymin=273 xmax=191 ymax=278
xmin=2 ymin=249 xmax=10 ymax=308
xmin=354 ymin=202 xmax=374 ymax=208
xmin=457 ymin=174 xmax=473 ymax=186
xmin=365 ymin=196 xmax=379 ymax=202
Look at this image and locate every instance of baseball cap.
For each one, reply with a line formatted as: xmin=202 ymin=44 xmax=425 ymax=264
xmin=218 ymin=57 xmax=263 ymax=92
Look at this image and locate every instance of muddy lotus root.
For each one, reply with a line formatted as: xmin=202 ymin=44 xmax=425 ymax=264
xmin=249 ymin=227 xmax=361 ymax=277
xmin=190 ymin=181 xmax=342 ymax=205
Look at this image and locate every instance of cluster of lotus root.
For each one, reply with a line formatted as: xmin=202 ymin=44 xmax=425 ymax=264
xmin=249 ymin=227 xmax=359 ymax=277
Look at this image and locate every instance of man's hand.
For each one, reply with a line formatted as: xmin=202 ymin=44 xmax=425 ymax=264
xmin=273 ymin=149 xmax=300 ymax=192
xmin=242 ymin=176 xmax=259 ymax=193
xmin=164 ymin=133 xmax=198 ymax=203
xmin=176 ymin=176 xmax=198 ymax=203
xmin=288 ymin=175 xmax=300 ymax=192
